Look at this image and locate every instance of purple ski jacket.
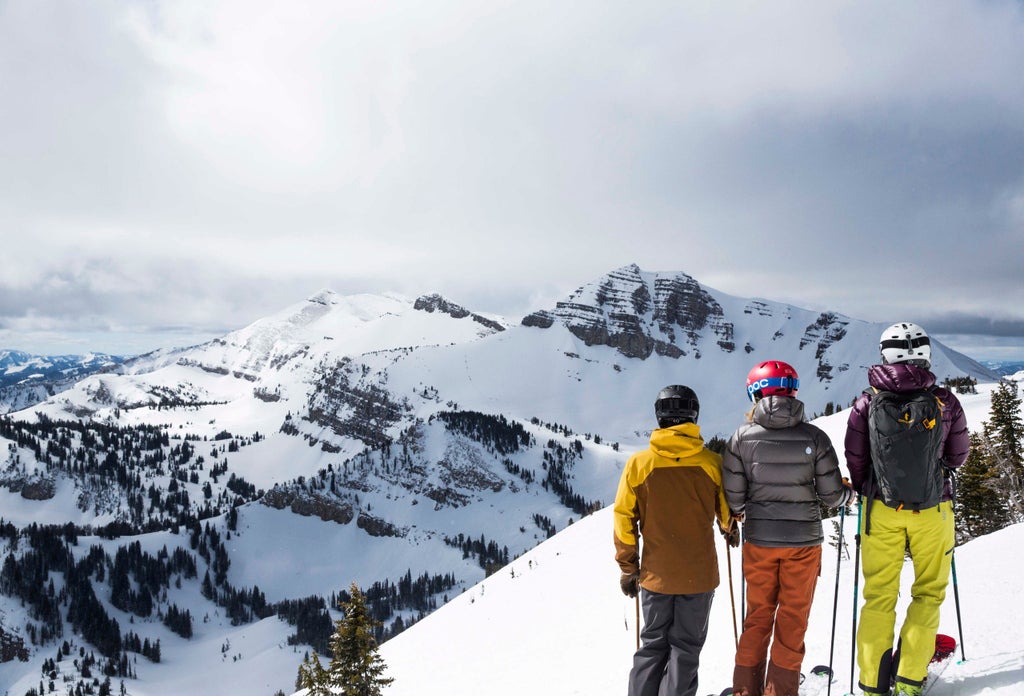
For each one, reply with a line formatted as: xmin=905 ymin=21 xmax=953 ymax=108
xmin=844 ymin=363 xmax=970 ymax=501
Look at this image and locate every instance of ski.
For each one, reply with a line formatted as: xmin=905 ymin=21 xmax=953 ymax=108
xmin=799 ymin=665 xmax=836 ymax=696
xmin=921 ymin=654 xmax=956 ymax=695
xmin=920 ymin=633 xmax=958 ymax=695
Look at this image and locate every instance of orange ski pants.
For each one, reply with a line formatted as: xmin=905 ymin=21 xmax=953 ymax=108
xmin=736 ymin=543 xmax=822 ymax=673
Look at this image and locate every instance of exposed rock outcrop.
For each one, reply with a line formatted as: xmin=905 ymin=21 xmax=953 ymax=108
xmin=356 ymin=511 xmax=404 ymax=537
xmin=2 ymin=474 xmax=56 ymax=501
xmin=519 ymin=264 xmax=734 ymax=359
xmin=414 ymin=294 xmax=506 ymax=333
xmin=303 ymin=358 xmax=409 ymax=449
xmin=261 ymin=488 xmax=355 ymax=525
xmin=799 ymin=312 xmax=850 ymax=382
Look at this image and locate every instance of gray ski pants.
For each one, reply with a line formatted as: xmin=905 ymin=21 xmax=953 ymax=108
xmin=627 ymin=588 xmax=715 ymax=696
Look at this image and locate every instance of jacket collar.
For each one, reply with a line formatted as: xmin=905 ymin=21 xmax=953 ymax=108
xmin=650 ymin=422 xmax=705 ymax=459
xmin=752 ymin=395 xmax=805 ymax=429
xmin=868 ymin=363 xmax=936 ymax=392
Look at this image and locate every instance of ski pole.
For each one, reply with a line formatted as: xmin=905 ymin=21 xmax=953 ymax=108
xmin=740 ymin=522 xmax=746 ymax=622
xmin=827 ymin=504 xmax=846 ymax=696
xmin=850 ymin=497 xmax=863 ymax=696
xmin=950 ymin=552 xmax=965 ymax=662
xmin=947 ymin=471 xmax=966 ymax=663
xmin=635 ymin=594 xmax=640 ymax=650
xmin=726 ymin=533 xmax=739 ymax=649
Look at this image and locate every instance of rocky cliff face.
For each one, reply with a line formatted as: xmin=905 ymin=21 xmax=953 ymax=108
xmin=521 ymin=264 xmax=734 ymax=359
xmin=303 ymin=358 xmax=411 ymax=449
xmin=414 ymin=294 xmax=506 ymax=334
xmin=799 ymin=312 xmax=851 ymax=381
xmin=261 ymin=488 xmax=355 ymax=525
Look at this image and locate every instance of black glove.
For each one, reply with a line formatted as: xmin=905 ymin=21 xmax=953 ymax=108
xmin=620 ymin=572 xmax=639 ymax=598
xmin=722 ymin=518 xmax=740 ymax=548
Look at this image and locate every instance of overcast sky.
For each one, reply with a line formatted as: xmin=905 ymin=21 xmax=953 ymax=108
xmin=1 ymin=0 xmax=1023 ymax=360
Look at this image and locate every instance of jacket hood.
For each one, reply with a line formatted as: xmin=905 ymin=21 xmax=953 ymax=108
xmin=868 ymin=363 xmax=937 ymax=392
xmin=650 ymin=422 xmax=706 ymax=459
xmin=751 ymin=395 xmax=806 ymax=429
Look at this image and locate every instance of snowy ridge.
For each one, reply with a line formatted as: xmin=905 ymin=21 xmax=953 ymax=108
xmin=3 ymin=269 xmax=999 ymax=438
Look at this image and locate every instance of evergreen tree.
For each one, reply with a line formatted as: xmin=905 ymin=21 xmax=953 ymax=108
xmin=953 ymin=432 xmax=1010 ymax=542
xmin=986 ymin=380 xmax=1024 ymax=518
xmin=328 ymin=583 xmax=394 ymax=696
xmin=296 ymin=651 xmax=331 ymax=696
xmin=705 ymin=436 xmax=726 ymax=455
xmin=989 ymin=380 xmax=1024 ymax=463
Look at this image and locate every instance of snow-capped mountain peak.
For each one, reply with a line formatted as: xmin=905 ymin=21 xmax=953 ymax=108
xmin=523 ymin=263 xmax=737 ymax=358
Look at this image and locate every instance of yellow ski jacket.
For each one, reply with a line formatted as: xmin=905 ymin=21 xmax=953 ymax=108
xmin=613 ymin=422 xmax=731 ymax=595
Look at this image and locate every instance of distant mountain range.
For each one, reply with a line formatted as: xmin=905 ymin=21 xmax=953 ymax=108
xmin=0 ymin=350 xmax=124 ymax=413
xmin=0 ymin=265 xmax=1004 ymax=695
xmin=984 ymin=360 xmax=1024 ymax=376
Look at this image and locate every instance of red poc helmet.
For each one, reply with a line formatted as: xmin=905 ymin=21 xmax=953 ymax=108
xmin=746 ymin=360 xmax=799 ymax=403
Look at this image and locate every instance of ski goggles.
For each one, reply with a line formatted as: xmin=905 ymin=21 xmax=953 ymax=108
xmin=746 ymin=376 xmax=800 ymax=401
xmin=880 ymin=335 xmax=930 ymax=351
xmin=658 ymin=396 xmax=698 ymax=412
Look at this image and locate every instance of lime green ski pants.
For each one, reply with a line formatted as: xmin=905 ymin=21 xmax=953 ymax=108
xmin=857 ymin=499 xmax=955 ymax=693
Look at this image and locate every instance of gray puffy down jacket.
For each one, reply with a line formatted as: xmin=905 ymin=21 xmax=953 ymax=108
xmin=722 ymin=395 xmax=850 ymax=547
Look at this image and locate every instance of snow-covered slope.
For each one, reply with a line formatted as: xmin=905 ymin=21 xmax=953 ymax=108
xmin=25 ymin=289 xmax=507 ymax=428
xmin=374 ymin=379 xmax=1022 ymax=696
xmin=376 ymin=511 xmax=1024 ymax=696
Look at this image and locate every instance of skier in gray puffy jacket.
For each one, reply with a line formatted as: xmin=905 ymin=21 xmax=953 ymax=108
xmin=722 ymin=360 xmax=853 ymax=696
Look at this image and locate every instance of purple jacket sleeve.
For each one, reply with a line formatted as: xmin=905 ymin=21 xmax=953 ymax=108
xmin=935 ymin=387 xmax=970 ymax=470
xmin=843 ymin=394 xmax=872 ymax=494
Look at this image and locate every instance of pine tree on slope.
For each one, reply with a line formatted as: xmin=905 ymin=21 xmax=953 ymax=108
xmin=986 ymin=380 xmax=1024 ymax=518
xmin=297 ymin=651 xmax=331 ymax=696
xmin=329 ymin=583 xmax=394 ymax=696
xmin=953 ymin=432 xmax=1010 ymax=543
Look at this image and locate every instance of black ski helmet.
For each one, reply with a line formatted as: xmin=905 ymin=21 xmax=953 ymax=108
xmin=655 ymin=385 xmax=699 ymax=427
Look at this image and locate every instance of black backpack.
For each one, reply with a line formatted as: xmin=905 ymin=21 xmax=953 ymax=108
xmin=866 ymin=387 xmax=945 ymax=511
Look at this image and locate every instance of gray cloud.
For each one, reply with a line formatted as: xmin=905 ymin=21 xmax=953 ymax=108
xmin=922 ymin=314 xmax=1024 ymax=338
xmin=1 ymin=0 xmax=1023 ymax=357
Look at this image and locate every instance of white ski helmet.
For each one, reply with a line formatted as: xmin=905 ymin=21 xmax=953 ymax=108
xmin=879 ymin=322 xmax=931 ymax=368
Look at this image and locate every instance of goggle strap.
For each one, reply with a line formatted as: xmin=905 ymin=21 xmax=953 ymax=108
xmin=881 ymin=336 xmax=930 ymax=350
xmin=746 ymin=376 xmax=800 ymax=398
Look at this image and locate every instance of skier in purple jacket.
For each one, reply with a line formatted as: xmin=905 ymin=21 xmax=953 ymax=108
xmin=844 ymin=322 xmax=970 ymax=696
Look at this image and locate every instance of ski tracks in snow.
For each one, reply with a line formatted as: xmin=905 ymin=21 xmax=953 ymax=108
xmin=922 ymin=651 xmax=1024 ymax=695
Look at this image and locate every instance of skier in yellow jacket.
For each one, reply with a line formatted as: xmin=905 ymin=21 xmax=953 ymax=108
xmin=614 ymin=385 xmax=733 ymax=696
